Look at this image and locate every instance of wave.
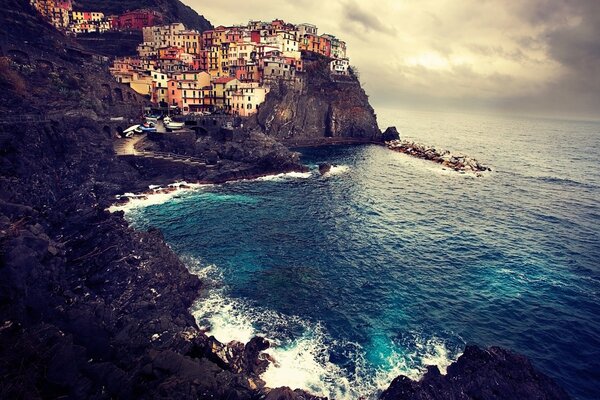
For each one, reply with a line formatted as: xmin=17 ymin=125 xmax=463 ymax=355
xmin=183 ymin=255 xmax=462 ymax=399
xmin=107 ymin=181 xmax=207 ymax=214
xmin=108 ymin=171 xmax=315 ymax=214
xmin=323 ymin=165 xmax=351 ymax=176
xmin=253 ymin=171 xmax=314 ymax=182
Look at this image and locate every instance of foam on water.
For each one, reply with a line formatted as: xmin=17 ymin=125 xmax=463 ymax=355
xmin=253 ymin=170 xmax=314 ymax=182
xmin=108 ymin=171 xmax=315 ymax=214
xmin=107 ymin=181 xmax=206 ymax=213
xmin=324 ymin=165 xmax=351 ymax=176
xmin=182 ymin=255 xmax=461 ymax=399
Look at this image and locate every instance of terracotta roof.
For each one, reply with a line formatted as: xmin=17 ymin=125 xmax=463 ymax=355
xmin=213 ymin=77 xmax=235 ymax=84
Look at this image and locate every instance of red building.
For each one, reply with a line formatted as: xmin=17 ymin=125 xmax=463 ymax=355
xmin=250 ymin=31 xmax=261 ymax=44
xmin=193 ymin=50 xmax=209 ymax=72
xmin=112 ymin=9 xmax=161 ymax=31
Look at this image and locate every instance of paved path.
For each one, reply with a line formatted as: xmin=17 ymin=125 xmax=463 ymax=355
xmin=113 ymin=134 xmax=214 ymax=168
xmin=113 ymin=134 xmax=146 ymax=156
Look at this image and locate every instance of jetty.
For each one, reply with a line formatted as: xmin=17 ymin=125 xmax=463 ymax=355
xmin=386 ymin=140 xmax=491 ymax=173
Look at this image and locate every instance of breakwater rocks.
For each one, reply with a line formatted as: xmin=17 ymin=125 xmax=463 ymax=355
xmin=381 ymin=345 xmax=570 ymax=400
xmin=386 ymin=140 xmax=491 ymax=174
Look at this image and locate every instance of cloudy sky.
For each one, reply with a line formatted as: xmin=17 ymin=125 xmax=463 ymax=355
xmin=183 ymin=0 xmax=600 ymax=120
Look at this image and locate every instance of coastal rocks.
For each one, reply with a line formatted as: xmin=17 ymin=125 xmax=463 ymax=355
xmin=386 ymin=140 xmax=491 ymax=174
xmin=262 ymin=387 xmax=327 ymax=400
xmin=380 ymin=345 xmax=571 ymax=400
xmin=318 ymin=163 xmax=332 ymax=175
xmin=382 ymin=126 xmax=401 ymax=142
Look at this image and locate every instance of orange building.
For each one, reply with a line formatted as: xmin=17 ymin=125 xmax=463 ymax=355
xmin=318 ymin=36 xmax=331 ymax=57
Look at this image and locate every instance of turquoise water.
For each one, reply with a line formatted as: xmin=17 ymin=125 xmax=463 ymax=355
xmin=124 ymin=110 xmax=600 ymax=399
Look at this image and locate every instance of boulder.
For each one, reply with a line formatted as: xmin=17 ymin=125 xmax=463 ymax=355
xmin=382 ymin=127 xmax=401 ymax=142
xmin=318 ymin=163 xmax=332 ymax=175
xmin=380 ymin=345 xmax=571 ymax=400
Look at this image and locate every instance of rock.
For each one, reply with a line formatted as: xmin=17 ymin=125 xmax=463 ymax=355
xmin=380 ymin=345 xmax=571 ymax=400
xmin=255 ymin=59 xmax=381 ymax=144
xmin=263 ymin=387 xmax=326 ymax=400
xmin=318 ymin=163 xmax=332 ymax=175
xmin=382 ymin=126 xmax=401 ymax=142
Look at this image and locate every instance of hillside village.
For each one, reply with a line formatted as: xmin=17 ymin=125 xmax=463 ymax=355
xmin=29 ymin=0 xmax=162 ymax=34
xmin=29 ymin=0 xmax=351 ymax=118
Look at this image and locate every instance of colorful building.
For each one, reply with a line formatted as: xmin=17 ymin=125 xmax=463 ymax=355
xmin=110 ymin=19 xmax=350 ymax=116
xmin=112 ymin=9 xmax=161 ymax=31
xmin=230 ymin=82 xmax=269 ymax=116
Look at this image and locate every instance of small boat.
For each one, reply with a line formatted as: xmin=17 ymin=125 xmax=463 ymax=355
xmin=123 ymin=124 xmax=140 ymax=136
xmin=164 ymin=116 xmax=185 ymax=130
xmin=145 ymin=113 xmax=161 ymax=123
xmin=139 ymin=122 xmax=157 ymax=133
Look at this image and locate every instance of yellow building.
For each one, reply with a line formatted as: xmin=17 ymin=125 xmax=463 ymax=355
xmin=175 ymin=30 xmax=202 ymax=55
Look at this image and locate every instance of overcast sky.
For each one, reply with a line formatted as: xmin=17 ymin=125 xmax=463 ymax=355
xmin=183 ymin=0 xmax=600 ymax=120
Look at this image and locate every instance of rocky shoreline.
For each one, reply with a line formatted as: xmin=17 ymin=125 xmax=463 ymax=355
xmin=0 ymin=2 xmax=571 ymax=399
xmin=386 ymin=139 xmax=491 ymax=174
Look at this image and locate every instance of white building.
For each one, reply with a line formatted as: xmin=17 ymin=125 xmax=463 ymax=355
xmin=230 ymin=82 xmax=269 ymax=116
xmin=330 ymin=58 xmax=350 ymax=75
xmin=297 ymin=23 xmax=318 ymax=37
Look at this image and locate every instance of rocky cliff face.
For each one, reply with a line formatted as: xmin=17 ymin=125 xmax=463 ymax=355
xmin=255 ymin=54 xmax=381 ymax=145
xmin=0 ymin=2 xmax=572 ymax=400
xmin=0 ymin=3 xmax=304 ymax=399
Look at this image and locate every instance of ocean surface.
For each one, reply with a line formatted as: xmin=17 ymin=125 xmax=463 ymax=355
xmin=120 ymin=110 xmax=600 ymax=399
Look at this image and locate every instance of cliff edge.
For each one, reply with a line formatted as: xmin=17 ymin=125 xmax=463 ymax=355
xmin=0 ymin=2 xmax=572 ymax=400
xmin=256 ymin=53 xmax=381 ymax=146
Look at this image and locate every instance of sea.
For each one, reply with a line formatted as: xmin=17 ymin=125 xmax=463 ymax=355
xmin=115 ymin=109 xmax=600 ymax=399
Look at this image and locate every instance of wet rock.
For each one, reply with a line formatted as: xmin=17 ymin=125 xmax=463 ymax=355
xmin=318 ymin=163 xmax=332 ymax=175
xmin=385 ymin=140 xmax=490 ymax=173
xmin=381 ymin=345 xmax=571 ymax=400
xmin=263 ymin=387 xmax=327 ymax=400
xmin=382 ymin=126 xmax=401 ymax=142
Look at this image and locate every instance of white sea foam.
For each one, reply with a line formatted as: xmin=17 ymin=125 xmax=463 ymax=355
xmin=193 ymin=290 xmax=257 ymax=344
xmin=254 ymin=171 xmax=314 ymax=182
xmin=262 ymin=330 xmax=356 ymax=398
xmin=323 ymin=165 xmax=351 ymax=176
xmin=183 ymin=254 xmax=462 ymax=399
xmin=107 ymin=181 xmax=206 ymax=214
xmin=109 ymin=171 xmax=315 ymax=214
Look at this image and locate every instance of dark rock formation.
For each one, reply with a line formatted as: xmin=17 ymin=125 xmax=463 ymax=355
xmin=380 ymin=345 xmax=570 ymax=400
xmin=0 ymin=2 xmax=573 ymax=400
xmin=0 ymin=2 xmax=299 ymax=399
xmin=263 ymin=387 xmax=326 ymax=400
xmin=318 ymin=163 xmax=332 ymax=175
xmin=255 ymin=54 xmax=381 ymax=146
xmin=74 ymin=31 xmax=145 ymax=57
xmin=382 ymin=126 xmax=401 ymax=142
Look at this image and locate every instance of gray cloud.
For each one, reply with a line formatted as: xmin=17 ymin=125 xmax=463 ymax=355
xmin=342 ymin=0 xmax=396 ymax=36
xmin=182 ymin=0 xmax=600 ymax=119
xmin=499 ymin=0 xmax=600 ymax=118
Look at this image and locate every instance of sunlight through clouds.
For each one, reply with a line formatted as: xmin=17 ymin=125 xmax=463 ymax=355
xmin=184 ymin=0 xmax=600 ymax=118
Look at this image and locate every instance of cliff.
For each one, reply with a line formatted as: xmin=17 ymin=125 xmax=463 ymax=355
xmin=0 ymin=2 xmax=571 ymax=400
xmin=0 ymin=2 xmax=304 ymax=399
xmin=256 ymin=54 xmax=381 ymax=146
